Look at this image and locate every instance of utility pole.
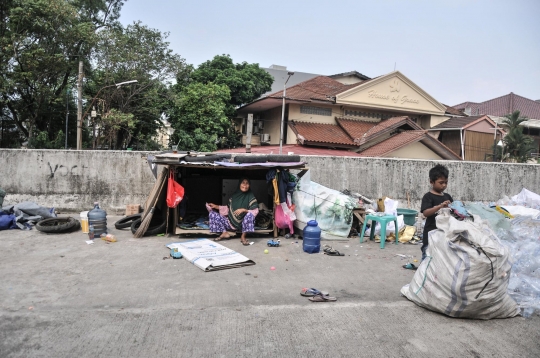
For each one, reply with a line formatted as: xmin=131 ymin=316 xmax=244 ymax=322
xmin=76 ymin=60 xmax=83 ymax=150
xmin=65 ymin=89 xmax=70 ymax=149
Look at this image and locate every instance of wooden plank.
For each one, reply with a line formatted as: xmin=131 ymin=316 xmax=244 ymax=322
xmin=175 ymin=228 xmax=273 ymax=235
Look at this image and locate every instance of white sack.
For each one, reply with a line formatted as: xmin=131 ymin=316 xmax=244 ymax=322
xmin=511 ymin=188 xmax=540 ymax=206
xmin=401 ymin=209 xmax=520 ymax=319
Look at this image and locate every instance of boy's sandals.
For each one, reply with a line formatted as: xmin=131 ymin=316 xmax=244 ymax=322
xmin=300 ymin=288 xmax=329 ymax=297
xmin=309 ymin=293 xmax=337 ymax=302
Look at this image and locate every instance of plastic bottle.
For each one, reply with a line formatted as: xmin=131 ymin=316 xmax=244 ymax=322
xmin=88 ymin=202 xmax=107 ymax=237
xmin=88 ymin=225 xmax=95 ymax=240
xmin=303 ymin=220 xmax=321 ymax=254
xmin=80 ymin=211 xmax=89 ymax=233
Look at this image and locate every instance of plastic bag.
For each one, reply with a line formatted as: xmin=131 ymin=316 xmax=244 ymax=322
xmin=275 ymin=204 xmax=293 ymax=233
xmin=166 ymin=170 xmax=184 ymax=208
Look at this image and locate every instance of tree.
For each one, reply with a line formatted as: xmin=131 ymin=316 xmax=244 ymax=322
xmin=502 ymin=110 xmax=536 ymax=163
xmin=89 ymin=21 xmax=187 ymax=149
xmin=0 ymin=0 xmax=124 ymax=148
xmin=170 ymin=82 xmax=231 ymax=152
xmin=168 ymin=55 xmax=272 ymax=150
xmin=191 ymin=55 xmax=273 ymax=117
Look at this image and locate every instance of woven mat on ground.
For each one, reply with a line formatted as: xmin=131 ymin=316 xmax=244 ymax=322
xmin=166 ymin=238 xmax=255 ymax=272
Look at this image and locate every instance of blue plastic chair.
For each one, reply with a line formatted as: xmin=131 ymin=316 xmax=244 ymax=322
xmin=359 ymin=214 xmax=399 ymax=249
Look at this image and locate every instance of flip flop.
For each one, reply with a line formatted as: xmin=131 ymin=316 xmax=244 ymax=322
xmin=308 ymin=294 xmax=337 ymax=302
xmin=241 ymin=240 xmax=250 ymax=246
xmin=324 ymin=251 xmax=344 ymax=256
xmin=300 ymin=288 xmax=329 ymax=297
xmin=402 ymin=263 xmax=417 ymax=270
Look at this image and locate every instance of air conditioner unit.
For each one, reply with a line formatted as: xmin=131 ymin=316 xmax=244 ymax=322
xmin=260 ymin=133 xmax=270 ymax=142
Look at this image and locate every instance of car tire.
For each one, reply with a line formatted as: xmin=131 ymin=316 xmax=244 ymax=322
xmin=184 ymin=155 xmax=223 ymax=163
xmin=267 ymin=154 xmax=301 ymax=163
xmin=130 ymin=216 xmax=167 ymax=236
xmin=234 ymin=155 xmax=269 ymax=163
xmin=114 ymin=213 xmax=142 ymax=229
xmin=36 ymin=217 xmax=80 ymax=233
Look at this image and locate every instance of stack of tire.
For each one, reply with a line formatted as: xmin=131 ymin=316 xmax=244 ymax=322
xmin=114 ymin=212 xmax=166 ymax=237
xmin=233 ymin=154 xmax=301 ymax=163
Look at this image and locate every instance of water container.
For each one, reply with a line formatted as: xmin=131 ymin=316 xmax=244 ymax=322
xmin=303 ymin=220 xmax=321 ymax=254
xmin=88 ymin=202 xmax=107 ymax=236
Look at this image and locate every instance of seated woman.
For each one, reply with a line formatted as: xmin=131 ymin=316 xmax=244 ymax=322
xmin=206 ymin=178 xmax=259 ymax=245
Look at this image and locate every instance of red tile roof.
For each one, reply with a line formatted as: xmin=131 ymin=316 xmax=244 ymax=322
xmin=359 ymin=131 xmax=426 ymax=157
xmin=431 ymin=115 xmax=486 ymax=129
xmin=453 ymin=93 xmax=540 ymax=119
xmin=358 ymin=116 xmax=422 ymax=145
xmin=217 ymin=144 xmax=365 ymax=157
xmin=335 ymin=118 xmax=377 ymax=140
xmin=442 ymin=104 xmax=465 ymax=116
xmin=289 ymin=121 xmax=355 ymax=146
xmin=267 ymin=76 xmax=363 ymax=103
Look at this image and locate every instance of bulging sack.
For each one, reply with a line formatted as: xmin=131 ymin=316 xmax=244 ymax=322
xmin=401 ymin=209 xmax=520 ymax=319
xmin=166 ymin=170 xmax=184 ymax=208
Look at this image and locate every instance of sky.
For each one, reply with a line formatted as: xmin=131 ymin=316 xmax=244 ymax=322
xmin=119 ymin=0 xmax=540 ymax=106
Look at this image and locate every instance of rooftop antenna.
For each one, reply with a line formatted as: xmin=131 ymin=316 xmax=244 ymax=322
xmin=394 ymin=62 xmax=396 ymax=71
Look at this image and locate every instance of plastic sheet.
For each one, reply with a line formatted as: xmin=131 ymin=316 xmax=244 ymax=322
xmin=497 ymin=216 xmax=540 ymax=318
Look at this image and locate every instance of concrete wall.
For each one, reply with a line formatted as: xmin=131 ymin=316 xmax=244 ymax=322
xmin=1 ymin=149 xmax=539 ymax=213
xmin=298 ymin=155 xmax=540 ymax=209
xmin=0 ymin=149 xmax=157 ymax=214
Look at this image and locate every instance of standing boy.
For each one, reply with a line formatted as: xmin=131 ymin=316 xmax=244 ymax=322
xmin=420 ymin=164 xmax=453 ymax=261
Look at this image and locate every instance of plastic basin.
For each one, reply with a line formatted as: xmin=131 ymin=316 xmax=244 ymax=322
xmin=397 ymin=208 xmax=418 ymax=226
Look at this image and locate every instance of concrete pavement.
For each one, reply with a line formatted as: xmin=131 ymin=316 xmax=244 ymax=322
xmin=1 ymin=215 xmax=539 ymax=357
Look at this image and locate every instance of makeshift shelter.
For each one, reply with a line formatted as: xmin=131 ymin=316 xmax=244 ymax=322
xmin=149 ymin=153 xmax=307 ymax=237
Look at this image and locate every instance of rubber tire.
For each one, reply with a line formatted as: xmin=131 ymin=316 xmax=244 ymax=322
xmin=234 ymin=155 xmax=269 ymax=163
xmin=267 ymin=154 xmax=301 ymax=163
xmin=215 ymin=153 xmax=232 ymax=159
xmin=184 ymin=154 xmax=223 ymax=163
xmin=130 ymin=216 xmax=167 ymax=236
xmin=114 ymin=213 xmax=142 ymax=229
xmin=36 ymin=217 xmax=79 ymax=233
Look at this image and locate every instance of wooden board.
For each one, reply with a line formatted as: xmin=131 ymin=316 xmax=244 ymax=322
xmin=175 ymin=228 xmax=273 ymax=235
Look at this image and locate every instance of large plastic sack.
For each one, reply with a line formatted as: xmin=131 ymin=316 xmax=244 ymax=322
xmin=292 ymin=170 xmax=358 ymax=238
xmin=511 ymin=188 xmax=540 ymax=207
xmin=401 ymin=209 xmax=520 ymax=319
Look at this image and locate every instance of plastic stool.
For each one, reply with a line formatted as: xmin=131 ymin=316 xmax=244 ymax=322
xmin=360 ymin=214 xmax=399 ymax=249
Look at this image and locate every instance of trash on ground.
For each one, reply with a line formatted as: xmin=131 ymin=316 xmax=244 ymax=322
xmin=85 ymin=240 xmax=94 ymax=245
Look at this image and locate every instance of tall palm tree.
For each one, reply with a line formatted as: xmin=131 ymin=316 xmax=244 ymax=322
xmin=502 ymin=110 xmax=536 ymax=163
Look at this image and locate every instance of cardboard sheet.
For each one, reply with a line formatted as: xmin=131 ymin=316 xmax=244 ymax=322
xmin=166 ymin=239 xmax=255 ymax=272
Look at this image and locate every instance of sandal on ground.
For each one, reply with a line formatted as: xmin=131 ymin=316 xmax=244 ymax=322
xmin=240 ymin=240 xmax=250 ymax=246
xmin=300 ymin=288 xmax=329 ymax=297
xmin=323 ymin=245 xmax=344 ymax=256
xmin=403 ymin=263 xmax=417 ymax=270
xmin=308 ymin=293 xmax=337 ymax=302
xmin=324 ymin=250 xmax=344 ymax=256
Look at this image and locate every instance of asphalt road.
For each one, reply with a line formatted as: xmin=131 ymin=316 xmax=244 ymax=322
xmin=1 ymin=216 xmax=539 ymax=358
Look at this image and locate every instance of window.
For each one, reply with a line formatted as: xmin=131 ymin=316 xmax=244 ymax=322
xmin=300 ymin=105 xmax=332 ymax=116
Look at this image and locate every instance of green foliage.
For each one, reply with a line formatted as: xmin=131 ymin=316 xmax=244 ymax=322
xmin=190 ymin=54 xmax=273 ymax=117
xmin=0 ymin=0 xmax=124 ymax=148
xmin=170 ymin=82 xmax=231 ymax=152
xmin=502 ymin=111 xmax=536 ymax=163
xmin=168 ymin=55 xmax=272 ymax=151
xmin=28 ymin=129 xmax=65 ymax=149
xmin=95 ymin=109 xmax=135 ymax=149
